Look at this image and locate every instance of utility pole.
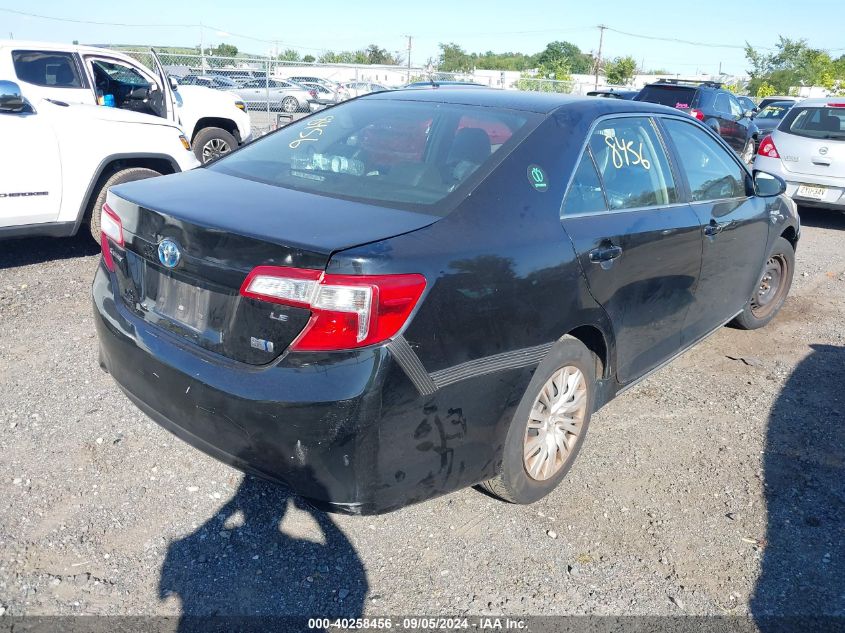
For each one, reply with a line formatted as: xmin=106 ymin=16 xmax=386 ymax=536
xmin=405 ymin=35 xmax=412 ymax=82
xmin=594 ymin=24 xmax=607 ymax=90
xmin=199 ymin=23 xmax=206 ymax=72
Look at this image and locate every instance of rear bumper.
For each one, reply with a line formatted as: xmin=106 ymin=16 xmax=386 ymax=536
xmin=754 ymin=155 xmax=845 ymax=209
xmin=92 ymin=262 xmax=520 ymax=514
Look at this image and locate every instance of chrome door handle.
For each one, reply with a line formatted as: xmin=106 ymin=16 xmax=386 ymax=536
xmin=589 ymin=244 xmax=623 ymax=263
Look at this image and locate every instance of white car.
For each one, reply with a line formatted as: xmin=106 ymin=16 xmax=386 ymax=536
xmin=754 ymin=98 xmax=845 ymax=211
xmin=0 ymin=41 xmax=252 ymax=163
xmin=0 ymin=80 xmax=199 ymax=241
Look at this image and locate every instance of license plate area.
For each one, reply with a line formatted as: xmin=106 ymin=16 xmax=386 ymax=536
xmin=796 ymin=184 xmax=827 ymax=200
xmin=146 ymin=273 xmax=214 ymax=334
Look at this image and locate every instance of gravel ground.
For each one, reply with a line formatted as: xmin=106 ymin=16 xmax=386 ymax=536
xmin=0 ymin=208 xmax=843 ymax=622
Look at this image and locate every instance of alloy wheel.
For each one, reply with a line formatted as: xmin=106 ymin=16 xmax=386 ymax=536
xmin=523 ymin=366 xmax=588 ymax=481
xmin=282 ymin=97 xmax=298 ymax=113
xmin=201 ymin=138 xmax=231 ymax=163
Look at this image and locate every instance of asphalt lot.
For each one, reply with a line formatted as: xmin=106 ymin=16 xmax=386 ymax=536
xmin=0 ymin=208 xmax=843 ymax=621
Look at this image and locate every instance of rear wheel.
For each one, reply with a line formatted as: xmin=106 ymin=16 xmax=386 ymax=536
xmin=732 ymin=236 xmax=795 ymax=330
xmin=87 ymin=167 xmax=160 ymax=242
xmin=481 ymin=337 xmax=595 ymax=504
xmin=193 ymin=126 xmax=237 ymax=164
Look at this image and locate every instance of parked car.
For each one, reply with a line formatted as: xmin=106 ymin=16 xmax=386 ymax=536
xmin=758 ymin=95 xmax=801 ymax=111
xmin=587 ymin=89 xmax=639 ymax=100
xmin=179 ymin=74 xmax=239 ymax=91
xmin=634 ymin=79 xmax=758 ymax=162
xmin=232 ymin=78 xmax=313 ymax=113
xmin=93 ymin=90 xmax=798 ymax=514
xmin=0 ymin=80 xmax=198 ymax=241
xmin=340 ymin=81 xmax=390 ymax=97
xmin=737 ymin=95 xmax=758 ymax=113
xmin=751 ymin=100 xmax=797 ymax=141
xmin=0 ymin=41 xmax=252 ymax=164
xmin=302 ymin=82 xmax=342 ymax=110
xmin=754 ymin=98 xmax=845 ymax=211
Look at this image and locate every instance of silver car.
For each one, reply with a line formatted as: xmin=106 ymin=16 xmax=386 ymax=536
xmin=233 ymin=78 xmax=313 ymax=113
xmin=753 ymin=98 xmax=845 ymax=211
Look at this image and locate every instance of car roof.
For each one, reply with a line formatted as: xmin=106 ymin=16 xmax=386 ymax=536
xmin=364 ymin=87 xmax=683 ymax=116
xmin=793 ymin=98 xmax=841 ymax=107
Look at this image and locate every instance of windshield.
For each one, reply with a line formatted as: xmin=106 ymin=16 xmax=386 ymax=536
xmin=634 ymin=85 xmax=698 ymax=109
xmin=756 ymin=103 xmax=792 ymax=120
xmin=209 ymin=99 xmax=537 ymax=212
xmin=780 ymin=106 xmax=845 ymax=140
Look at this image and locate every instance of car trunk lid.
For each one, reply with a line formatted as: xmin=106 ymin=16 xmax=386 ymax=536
xmin=774 ymin=105 xmax=845 ymax=179
xmin=105 ymin=169 xmax=439 ymax=364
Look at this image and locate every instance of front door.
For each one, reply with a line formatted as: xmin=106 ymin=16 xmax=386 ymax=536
xmin=561 ymin=116 xmax=703 ymax=384
xmin=660 ymin=117 xmax=770 ymax=343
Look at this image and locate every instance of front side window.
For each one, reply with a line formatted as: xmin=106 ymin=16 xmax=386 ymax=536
xmin=662 ymin=118 xmax=748 ymax=202
xmin=728 ymin=95 xmax=744 ymax=118
xmin=209 ymin=99 xmax=537 ymax=211
xmin=90 ymin=59 xmax=151 ymax=89
xmin=12 ymin=50 xmax=83 ymax=88
xmin=587 ymin=117 xmax=678 ymax=210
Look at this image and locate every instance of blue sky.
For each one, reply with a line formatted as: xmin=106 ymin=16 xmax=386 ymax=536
xmin=3 ymin=0 xmax=844 ymax=75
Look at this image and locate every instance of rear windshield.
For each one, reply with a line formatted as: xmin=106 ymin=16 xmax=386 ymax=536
xmin=756 ymin=102 xmax=792 ymax=120
xmin=209 ymin=99 xmax=537 ymax=212
xmin=779 ymin=106 xmax=845 ymax=140
xmin=634 ymin=85 xmax=698 ymax=109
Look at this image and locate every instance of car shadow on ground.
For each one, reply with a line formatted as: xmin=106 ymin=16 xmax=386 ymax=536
xmin=751 ymin=344 xmax=845 ymax=628
xmin=0 ymin=233 xmax=99 ymax=269
xmin=797 ymin=207 xmax=845 ymax=231
xmin=159 ymin=474 xmax=367 ymax=632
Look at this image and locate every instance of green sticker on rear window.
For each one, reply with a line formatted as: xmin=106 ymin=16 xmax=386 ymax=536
xmin=527 ymin=165 xmax=548 ymax=191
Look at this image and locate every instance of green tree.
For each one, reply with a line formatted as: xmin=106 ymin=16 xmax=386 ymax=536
xmin=604 ymin=56 xmax=637 ymax=86
xmin=278 ymin=49 xmax=300 ymax=62
xmin=365 ymin=44 xmax=393 ymax=65
xmin=437 ymin=42 xmax=473 ymax=73
xmin=536 ymin=41 xmax=592 ymax=75
xmin=211 ymin=43 xmax=238 ymax=58
xmin=745 ymin=37 xmax=842 ymax=95
xmin=302 ymin=54 xmax=315 ymax=63
xmin=756 ymin=81 xmax=776 ymax=98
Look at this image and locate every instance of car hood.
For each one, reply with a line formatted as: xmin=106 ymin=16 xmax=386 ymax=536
xmin=176 ymin=84 xmax=243 ymax=106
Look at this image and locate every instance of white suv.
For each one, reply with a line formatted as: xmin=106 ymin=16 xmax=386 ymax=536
xmin=0 ymin=41 xmax=252 ymax=163
xmin=754 ymin=98 xmax=845 ymax=211
xmin=0 ymin=80 xmax=199 ymax=241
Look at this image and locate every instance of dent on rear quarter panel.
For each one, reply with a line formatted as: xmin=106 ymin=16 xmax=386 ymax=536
xmin=328 ymin=112 xmax=616 ymax=505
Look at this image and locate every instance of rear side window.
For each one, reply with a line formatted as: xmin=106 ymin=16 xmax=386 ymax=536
xmin=209 ymin=99 xmax=537 ymax=212
xmin=780 ymin=106 xmax=845 ymax=140
xmin=635 ymin=85 xmax=698 ymax=109
xmin=662 ymin=119 xmax=747 ymax=201
xmin=12 ymin=50 xmax=83 ymax=88
xmin=588 ymin=117 xmax=678 ymax=210
xmin=562 ymin=151 xmax=607 ymax=216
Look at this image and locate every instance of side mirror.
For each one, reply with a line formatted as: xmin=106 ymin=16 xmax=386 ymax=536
xmin=754 ymin=170 xmax=787 ymax=197
xmin=169 ymin=76 xmax=179 ymax=91
xmin=744 ymin=109 xmax=755 ymax=119
xmin=0 ymin=80 xmax=26 ymax=113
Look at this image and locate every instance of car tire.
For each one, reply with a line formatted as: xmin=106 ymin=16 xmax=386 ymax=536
xmin=193 ymin=127 xmax=238 ymax=164
xmin=740 ymin=138 xmax=755 ymax=164
xmin=281 ymin=96 xmax=299 ymax=113
xmin=87 ymin=167 xmax=160 ymax=242
xmin=732 ymin=236 xmax=795 ymax=330
xmin=480 ymin=336 xmax=596 ymax=504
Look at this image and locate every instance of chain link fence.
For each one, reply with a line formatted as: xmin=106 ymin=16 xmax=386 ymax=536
xmin=120 ymin=50 xmax=607 ymax=137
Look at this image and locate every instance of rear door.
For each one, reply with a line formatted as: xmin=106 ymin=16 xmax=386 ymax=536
xmin=660 ymin=117 xmax=769 ymax=342
xmin=0 ymin=102 xmax=62 ymax=227
xmin=561 ymin=115 xmax=703 ymax=384
xmin=712 ymin=92 xmax=742 ymax=151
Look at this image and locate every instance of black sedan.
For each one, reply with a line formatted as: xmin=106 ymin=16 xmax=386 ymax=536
xmin=93 ymin=90 xmax=799 ymax=514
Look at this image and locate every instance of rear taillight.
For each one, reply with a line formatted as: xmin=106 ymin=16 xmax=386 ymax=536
xmin=758 ymin=135 xmax=780 ymax=158
xmin=240 ymin=266 xmax=427 ymax=351
xmin=100 ymin=203 xmax=123 ymax=271
xmin=827 ymin=102 xmax=845 ymax=108
xmin=689 ymin=109 xmax=705 ymax=121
